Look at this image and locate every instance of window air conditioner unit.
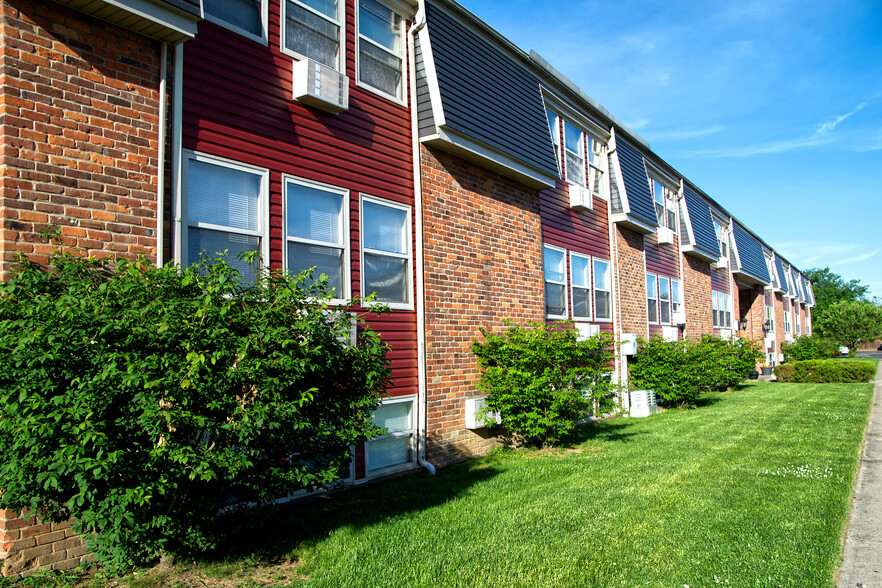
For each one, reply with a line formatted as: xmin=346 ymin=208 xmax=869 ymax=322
xmin=292 ymin=58 xmax=349 ymax=114
xmin=671 ymin=310 xmax=687 ymax=326
xmin=657 ymin=226 xmax=674 ymax=244
xmin=764 ymin=336 xmax=775 ymax=349
xmin=718 ymin=328 xmax=733 ymax=340
xmin=713 ymin=257 xmax=728 ymax=269
xmin=621 ymin=333 xmax=637 ymax=356
xmin=629 ymin=389 xmax=657 ymax=418
xmin=569 ymin=183 xmax=591 ymax=211
xmin=662 ymin=325 xmax=678 ymax=342
xmin=464 ymin=397 xmax=501 ymax=430
xmin=575 ymin=323 xmax=601 ymax=340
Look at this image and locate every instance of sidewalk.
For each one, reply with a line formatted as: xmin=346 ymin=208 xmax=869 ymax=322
xmin=837 ymin=353 xmax=882 ymax=588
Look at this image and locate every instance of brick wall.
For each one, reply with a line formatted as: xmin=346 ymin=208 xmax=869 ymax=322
xmin=0 ymin=510 xmax=87 ymax=576
xmin=613 ymin=225 xmax=646 ymax=337
xmin=0 ymin=0 xmax=161 ymax=280
xmin=773 ymin=292 xmax=787 ymax=361
xmin=420 ymin=146 xmax=544 ymax=466
xmin=736 ymin=284 xmax=766 ymax=357
xmin=682 ymin=254 xmax=712 ymax=338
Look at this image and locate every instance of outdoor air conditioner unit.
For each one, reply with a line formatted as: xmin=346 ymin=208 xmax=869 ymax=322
xmin=569 ymin=183 xmax=591 ymax=211
xmin=464 ymin=397 xmax=501 ymax=430
xmin=620 ymin=333 xmax=638 ymax=356
xmin=575 ymin=322 xmax=601 ymax=340
xmin=629 ymin=389 xmax=658 ymax=418
xmin=292 ymin=58 xmax=349 ymax=114
xmin=671 ymin=310 xmax=687 ymax=326
xmin=657 ymin=226 xmax=674 ymax=244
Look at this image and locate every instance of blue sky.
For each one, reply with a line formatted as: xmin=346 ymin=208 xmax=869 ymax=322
xmin=462 ymin=0 xmax=882 ymax=299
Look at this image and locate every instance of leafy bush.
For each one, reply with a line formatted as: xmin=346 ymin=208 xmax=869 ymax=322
xmin=0 ymin=253 xmax=390 ymax=570
xmin=471 ymin=322 xmax=616 ymax=447
xmin=630 ymin=335 xmax=762 ymax=407
xmin=781 ymin=334 xmax=839 ymax=362
xmin=774 ymin=360 xmax=876 ymax=383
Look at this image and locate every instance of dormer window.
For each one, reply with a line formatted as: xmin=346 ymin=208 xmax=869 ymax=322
xmin=651 ymin=178 xmax=677 ymax=232
xmin=357 ymin=0 xmax=405 ymax=101
xmin=563 ymin=120 xmax=585 ymax=188
xmin=547 ymin=110 xmax=606 ymax=207
xmin=713 ymin=218 xmax=728 ymax=261
xmin=284 ymin=0 xmax=342 ymax=69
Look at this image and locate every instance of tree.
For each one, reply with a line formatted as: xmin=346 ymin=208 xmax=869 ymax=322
xmin=0 ymin=253 xmax=391 ymax=569
xmin=803 ymin=267 xmax=870 ymax=316
xmin=814 ymin=300 xmax=882 ymax=357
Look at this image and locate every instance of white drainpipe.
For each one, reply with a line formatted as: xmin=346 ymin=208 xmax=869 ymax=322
xmin=407 ymin=1 xmax=434 ymax=475
xmin=156 ymin=42 xmax=167 ymax=266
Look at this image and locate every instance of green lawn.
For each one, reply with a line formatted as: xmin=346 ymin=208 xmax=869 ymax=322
xmin=8 ymin=380 xmax=875 ymax=588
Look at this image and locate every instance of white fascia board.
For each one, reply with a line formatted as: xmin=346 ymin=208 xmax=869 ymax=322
xmin=610 ymin=213 xmax=656 ymax=235
xmin=94 ymin=0 xmax=199 ymax=40
xmin=422 ymin=126 xmax=557 ymax=190
xmin=643 ymin=159 xmax=679 ymax=191
xmin=417 ymin=25 xmax=446 ymax=128
xmin=540 ymin=88 xmax=611 ymax=144
xmin=680 ymin=244 xmax=719 ymax=264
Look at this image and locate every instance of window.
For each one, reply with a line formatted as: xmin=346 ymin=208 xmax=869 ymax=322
xmin=652 ymin=179 xmax=677 ymax=231
xmin=183 ymin=152 xmax=268 ymax=283
xmin=358 ymin=0 xmax=404 ymax=100
xmin=570 ymin=252 xmax=591 ymax=320
xmin=714 ymin=219 xmax=728 ymax=261
xmin=795 ymin=311 xmax=801 ymax=336
xmin=563 ymin=120 xmax=585 ymax=188
xmin=361 ymin=197 xmax=411 ymax=306
xmin=765 ymin=305 xmax=775 ymax=333
xmin=766 ymin=256 xmax=779 ymax=289
xmin=204 ymin=0 xmax=266 ymax=42
xmin=659 ymin=277 xmax=671 ymax=324
xmin=544 ymin=245 xmax=567 ymax=318
xmin=366 ymin=397 xmax=414 ymax=473
xmin=671 ymin=279 xmax=682 ymax=316
xmin=712 ymin=291 xmax=731 ymax=329
xmin=284 ymin=177 xmax=348 ymax=299
xmin=647 ymin=273 xmax=658 ymax=324
xmin=593 ymin=259 xmax=612 ymax=321
xmin=784 ymin=305 xmax=792 ymax=334
xmin=283 ymin=0 xmax=342 ymax=69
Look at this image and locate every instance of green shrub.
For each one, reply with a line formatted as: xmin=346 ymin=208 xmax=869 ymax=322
xmin=471 ymin=322 xmax=616 ymax=447
xmin=781 ymin=334 xmax=839 ymax=362
xmin=773 ymin=360 xmax=876 ymax=383
xmin=630 ymin=335 xmax=762 ymax=407
xmin=0 ymin=253 xmax=391 ymax=570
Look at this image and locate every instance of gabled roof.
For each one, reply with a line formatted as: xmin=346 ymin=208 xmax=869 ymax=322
xmin=53 ymin=0 xmax=201 ymax=43
xmin=680 ymin=184 xmax=720 ymax=262
xmin=610 ymin=137 xmax=657 ymax=233
xmin=416 ymin=0 xmax=559 ymax=188
xmin=731 ymin=222 xmax=770 ymax=285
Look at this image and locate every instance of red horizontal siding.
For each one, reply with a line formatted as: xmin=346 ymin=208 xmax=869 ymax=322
xmin=711 ymin=267 xmax=729 ymax=293
xmin=181 ymin=0 xmax=417 ymax=400
xmin=644 ymin=232 xmax=679 ymax=279
xmin=540 ymin=181 xmax=611 ymax=260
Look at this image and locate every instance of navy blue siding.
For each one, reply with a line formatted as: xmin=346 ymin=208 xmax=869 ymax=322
xmin=414 ymin=36 xmax=435 ymax=137
xmin=425 ymin=1 xmax=559 ymax=178
xmin=161 ymin=0 xmax=201 ymax=17
xmin=732 ymin=223 xmax=770 ymax=283
xmin=683 ymin=185 xmax=720 ymax=259
xmin=774 ymin=258 xmax=790 ymax=294
xmin=615 ymin=138 xmax=656 ymax=227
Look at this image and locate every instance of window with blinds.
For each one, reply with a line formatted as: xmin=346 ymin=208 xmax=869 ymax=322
xmin=358 ymin=0 xmax=404 ymax=100
xmin=570 ymin=252 xmax=591 ymax=320
xmin=285 ymin=178 xmax=347 ymax=298
xmin=593 ymin=259 xmax=612 ymax=320
xmin=543 ymin=244 xmax=567 ymax=319
xmin=361 ymin=197 xmax=411 ymax=306
xmin=185 ymin=153 xmax=266 ymax=283
xmin=366 ymin=398 xmax=414 ymax=473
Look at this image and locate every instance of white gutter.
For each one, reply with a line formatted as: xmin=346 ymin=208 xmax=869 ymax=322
xmin=408 ymin=1 xmax=434 ymax=476
xmin=171 ymin=43 xmax=184 ymax=265
xmin=155 ymin=41 xmax=167 ymax=267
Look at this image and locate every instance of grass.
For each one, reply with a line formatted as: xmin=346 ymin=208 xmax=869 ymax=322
xmin=4 ymin=380 xmax=875 ymax=588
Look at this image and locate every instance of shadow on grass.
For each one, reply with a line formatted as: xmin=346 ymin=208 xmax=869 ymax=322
xmin=561 ymin=416 xmax=642 ymax=447
xmin=208 ymin=460 xmax=501 ymax=565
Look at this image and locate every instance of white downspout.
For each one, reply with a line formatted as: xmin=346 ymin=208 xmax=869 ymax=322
xmin=171 ymin=43 xmax=185 ymax=265
xmin=608 ymin=130 xmax=627 ymax=399
xmin=676 ymin=180 xmax=686 ymax=340
xmin=156 ymin=42 xmax=168 ymax=267
xmin=408 ymin=2 xmax=434 ymax=475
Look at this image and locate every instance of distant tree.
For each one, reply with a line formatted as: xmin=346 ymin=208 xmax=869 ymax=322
xmin=814 ymin=300 xmax=882 ymax=357
xmin=803 ymin=267 xmax=870 ymax=316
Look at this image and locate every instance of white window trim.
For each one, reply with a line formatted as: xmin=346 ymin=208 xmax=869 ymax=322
xmin=658 ymin=276 xmax=671 ymax=325
xmin=547 ymin=109 xmax=608 ymax=205
xmin=712 ymin=290 xmax=732 ymax=329
xmin=355 ymin=0 xmax=408 ymax=105
xmin=280 ymin=0 xmax=346 ymax=71
xmin=671 ymin=279 xmax=682 ymax=314
xmin=359 ymin=195 xmax=414 ymax=311
xmin=365 ymin=395 xmax=416 ymax=478
xmin=180 ymin=150 xmax=270 ymax=273
xmin=647 ymin=272 xmax=659 ymax=325
xmin=765 ymin=304 xmax=775 ymax=333
xmin=543 ymin=243 xmax=568 ymax=320
xmin=203 ymin=0 xmax=269 ymax=45
xmin=592 ymin=258 xmax=613 ymax=322
xmin=569 ymin=251 xmax=592 ymax=322
xmin=650 ymin=177 xmax=678 ymax=232
xmin=282 ymin=174 xmax=351 ymax=304
xmin=712 ymin=216 xmax=729 ymax=263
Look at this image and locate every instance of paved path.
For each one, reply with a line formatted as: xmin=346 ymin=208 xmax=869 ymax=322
xmin=837 ymin=353 xmax=882 ymax=588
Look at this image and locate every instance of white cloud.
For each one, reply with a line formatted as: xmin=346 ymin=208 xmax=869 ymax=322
xmin=773 ymin=241 xmax=862 ymax=267
xmin=625 ymin=118 xmax=650 ymax=131
xmin=816 ymin=103 xmax=866 ymax=134
xmin=648 ymin=124 xmax=724 ymax=141
xmin=837 ymin=248 xmax=881 ymax=265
